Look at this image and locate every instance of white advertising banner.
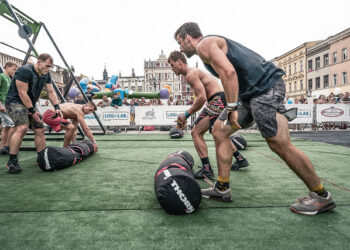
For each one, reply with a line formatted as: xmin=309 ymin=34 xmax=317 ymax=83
xmin=285 ymin=104 xmax=314 ymax=124
xmin=316 ymin=104 xmax=350 ymax=122
xmin=85 ymin=106 xmax=131 ymax=126
xmin=135 ymin=105 xmax=192 ymax=126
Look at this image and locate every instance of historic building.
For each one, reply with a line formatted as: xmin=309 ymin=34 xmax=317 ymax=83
xmin=276 ymin=41 xmax=320 ymax=98
xmin=306 ymin=28 xmax=350 ymax=97
xmin=118 ymin=69 xmax=145 ymax=92
xmin=144 ymin=50 xmax=182 ymax=98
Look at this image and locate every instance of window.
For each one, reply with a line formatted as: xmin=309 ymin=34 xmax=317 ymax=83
xmin=315 ymin=57 xmax=320 ymax=70
xmin=333 ymin=52 xmax=337 ymax=64
xmin=324 ymin=75 xmax=329 ymax=88
xmin=284 ymin=67 xmax=287 ymax=74
xmin=289 ymin=83 xmax=291 ymax=92
xmin=342 ymin=48 xmax=347 ymax=61
xmin=308 ymin=60 xmax=313 ymax=71
xmin=294 ymin=63 xmax=297 ymax=73
xmin=332 ymin=74 xmax=337 ymax=86
xmin=138 ymin=86 xmax=142 ymax=92
xmin=342 ymin=72 xmax=347 ymax=85
xmin=300 ymin=60 xmax=303 ymax=71
xmin=131 ymin=86 xmax=135 ymax=91
xmin=308 ymin=79 xmax=313 ymax=90
xmin=300 ymin=79 xmax=303 ymax=90
xmin=323 ymin=54 xmax=329 ymax=67
xmin=289 ymin=65 xmax=291 ymax=75
xmin=294 ymin=81 xmax=297 ymax=91
xmin=316 ymin=77 xmax=320 ymax=89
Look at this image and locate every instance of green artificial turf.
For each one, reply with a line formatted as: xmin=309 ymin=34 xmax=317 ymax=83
xmin=0 ymin=133 xmax=349 ymax=249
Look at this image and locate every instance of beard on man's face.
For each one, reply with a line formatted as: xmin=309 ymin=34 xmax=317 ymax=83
xmin=183 ymin=49 xmax=195 ymax=58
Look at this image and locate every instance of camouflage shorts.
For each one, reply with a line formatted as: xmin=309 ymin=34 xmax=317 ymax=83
xmin=6 ymin=103 xmax=44 ymax=130
xmin=218 ymin=78 xmax=287 ymax=138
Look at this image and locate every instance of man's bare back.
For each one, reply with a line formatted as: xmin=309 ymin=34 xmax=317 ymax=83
xmin=49 ymin=103 xmax=84 ymax=121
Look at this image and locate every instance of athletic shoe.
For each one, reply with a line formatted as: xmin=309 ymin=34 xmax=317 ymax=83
xmin=231 ymin=158 xmax=249 ymax=171
xmin=194 ymin=167 xmax=215 ymax=180
xmin=201 ymin=176 xmax=232 ymax=202
xmin=6 ymin=159 xmax=22 ymax=174
xmin=290 ymin=191 xmax=336 ymax=215
xmin=0 ymin=146 xmax=9 ymax=155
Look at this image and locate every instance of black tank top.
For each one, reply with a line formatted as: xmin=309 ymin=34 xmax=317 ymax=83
xmin=201 ymin=35 xmax=284 ymax=101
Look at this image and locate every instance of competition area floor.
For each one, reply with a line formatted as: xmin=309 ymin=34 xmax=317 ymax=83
xmin=0 ymin=132 xmax=349 ymax=249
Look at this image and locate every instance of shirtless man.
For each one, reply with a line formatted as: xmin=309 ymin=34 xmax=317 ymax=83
xmin=43 ymin=102 xmax=98 ymax=151
xmin=168 ymin=51 xmax=248 ymax=180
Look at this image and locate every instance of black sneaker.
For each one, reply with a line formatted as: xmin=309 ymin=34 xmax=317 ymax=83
xmin=6 ymin=159 xmax=22 ymax=174
xmin=231 ymin=158 xmax=249 ymax=171
xmin=0 ymin=146 xmax=9 ymax=155
xmin=194 ymin=167 xmax=215 ymax=180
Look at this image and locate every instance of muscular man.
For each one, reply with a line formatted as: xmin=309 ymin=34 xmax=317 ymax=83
xmin=43 ymin=102 xmax=98 ymax=151
xmin=5 ymin=53 xmax=62 ymax=174
xmin=0 ymin=62 xmax=18 ymax=155
xmin=168 ymin=51 xmax=249 ymax=180
xmin=174 ymin=22 xmax=335 ymax=215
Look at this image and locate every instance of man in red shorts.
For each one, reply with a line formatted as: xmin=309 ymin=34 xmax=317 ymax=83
xmin=43 ymin=101 xmax=98 ymax=151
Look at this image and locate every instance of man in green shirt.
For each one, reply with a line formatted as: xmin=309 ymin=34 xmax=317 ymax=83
xmin=111 ymin=92 xmax=122 ymax=108
xmin=0 ymin=62 xmax=18 ymax=154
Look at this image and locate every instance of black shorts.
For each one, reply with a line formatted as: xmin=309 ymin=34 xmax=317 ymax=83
xmin=195 ymin=92 xmax=226 ymax=133
xmin=218 ymin=78 xmax=287 ymax=138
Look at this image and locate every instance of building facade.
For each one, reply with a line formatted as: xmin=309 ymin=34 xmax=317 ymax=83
xmin=306 ymin=28 xmax=350 ymax=97
xmin=276 ymin=41 xmax=319 ymax=98
xmin=118 ymin=69 xmax=145 ymax=92
xmin=144 ymin=51 xmax=182 ymax=98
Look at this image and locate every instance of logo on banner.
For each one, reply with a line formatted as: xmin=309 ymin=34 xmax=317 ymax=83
xmin=166 ymin=111 xmax=184 ymax=119
xmin=321 ymin=107 xmax=344 ymax=117
xmin=84 ymin=114 xmax=100 ymax=119
xmin=297 ymin=109 xmax=311 ymax=118
xmin=103 ymin=112 xmax=128 ymax=120
xmin=142 ymin=108 xmax=156 ymax=120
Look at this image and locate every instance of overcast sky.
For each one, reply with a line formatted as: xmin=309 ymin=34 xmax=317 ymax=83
xmin=1 ymin=0 xmax=349 ymax=80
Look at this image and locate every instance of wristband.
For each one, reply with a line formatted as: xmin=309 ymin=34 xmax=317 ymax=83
xmin=184 ymin=111 xmax=191 ymax=119
xmin=54 ymin=104 xmax=60 ymax=110
xmin=226 ymin=102 xmax=240 ymax=112
xmin=27 ymin=107 xmax=35 ymax=114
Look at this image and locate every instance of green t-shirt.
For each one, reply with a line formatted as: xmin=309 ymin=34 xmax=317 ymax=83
xmin=0 ymin=73 xmax=11 ymax=104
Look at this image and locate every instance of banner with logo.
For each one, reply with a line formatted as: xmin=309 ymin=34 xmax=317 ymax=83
xmin=135 ymin=105 xmax=192 ymax=126
xmin=316 ymin=104 xmax=349 ymax=122
xmin=285 ymin=104 xmax=314 ymax=124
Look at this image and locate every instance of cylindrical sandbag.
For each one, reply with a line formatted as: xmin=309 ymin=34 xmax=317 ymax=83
xmin=154 ymin=168 xmax=201 ymax=215
xmin=68 ymin=142 xmax=91 ymax=160
xmin=157 ymin=155 xmax=193 ymax=175
xmin=81 ymin=140 xmax=95 ymax=156
xmin=37 ymin=147 xmax=78 ymax=172
xmin=170 ymin=151 xmax=194 ymax=169
xmin=169 ymin=128 xmax=184 ymax=139
xmin=230 ymin=134 xmax=247 ymax=150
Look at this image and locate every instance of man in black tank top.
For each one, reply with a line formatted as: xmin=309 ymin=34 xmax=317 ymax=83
xmin=173 ymin=22 xmax=335 ymax=215
xmin=168 ymin=51 xmax=249 ymax=180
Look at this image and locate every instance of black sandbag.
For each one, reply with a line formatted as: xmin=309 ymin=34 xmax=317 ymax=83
xmin=154 ymin=168 xmax=201 ymax=215
xmin=169 ymin=128 xmax=183 ymax=139
xmin=37 ymin=147 xmax=78 ymax=172
xmin=230 ymin=134 xmax=247 ymax=150
xmin=68 ymin=142 xmax=91 ymax=160
xmin=81 ymin=140 xmax=95 ymax=156
xmin=170 ymin=151 xmax=194 ymax=169
xmin=157 ymin=155 xmax=193 ymax=175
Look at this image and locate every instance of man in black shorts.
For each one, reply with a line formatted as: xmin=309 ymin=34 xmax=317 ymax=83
xmin=174 ymin=22 xmax=335 ymax=215
xmin=5 ymin=53 xmax=62 ymax=174
xmin=168 ymin=51 xmax=249 ymax=180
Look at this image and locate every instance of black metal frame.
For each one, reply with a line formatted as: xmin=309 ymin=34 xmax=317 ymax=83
xmin=1 ymin=0 xmax=106 ymax=136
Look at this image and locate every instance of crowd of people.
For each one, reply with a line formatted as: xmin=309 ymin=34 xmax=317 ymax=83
xmin=284 ymin=92 xmax=350 ymax=105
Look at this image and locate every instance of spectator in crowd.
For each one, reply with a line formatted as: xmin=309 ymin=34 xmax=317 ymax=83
xmin=174 ymin=95 xmax=184 ymax=105
xmin=283 ymin=95 xmax=290 ymax=104
xmin=97 ymin=94 xmax=110 ymax=108
xmin=122 ymin=97 xmax=129 ymax=106
xmin=139 ymin=97 xmax=149 ymax=106
xmin=150 ymin=98 xmax=158 ymax=106
xmin=167 ymin=96 xmax=174 ymax=105
xmin=340 ymin=92 xmax=350 ymax=104
xmin=134 ymin=98 xmax=140 ymax=106
xmin=130 ymin=100 xmax=136 ymax=126
xmin=299 ymin=95 xmax=307 ymax=104
xmin=75 ymin=94 xmax=86 ymax=104
xmin=157 ymin=99 xmax=163 ymax=105
xmin=85 ymin=86 xmax=95 ymax=101
xmin=337 ymin=93 xmax=344 ymax=103
xmin=186 ymin=97 xmax=194 ymax=105
xmin=318 ymin=95 xmax=327 ymax=104
xmin=294 ymin=98 xmax=299 ymax=104
xmin=45 ymin=100 xmax=50 ymax=107
xmin=0 ymin=62 xmax=18 ymax=155
xmin=111 ymin=92 xmax=122 ymax=108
